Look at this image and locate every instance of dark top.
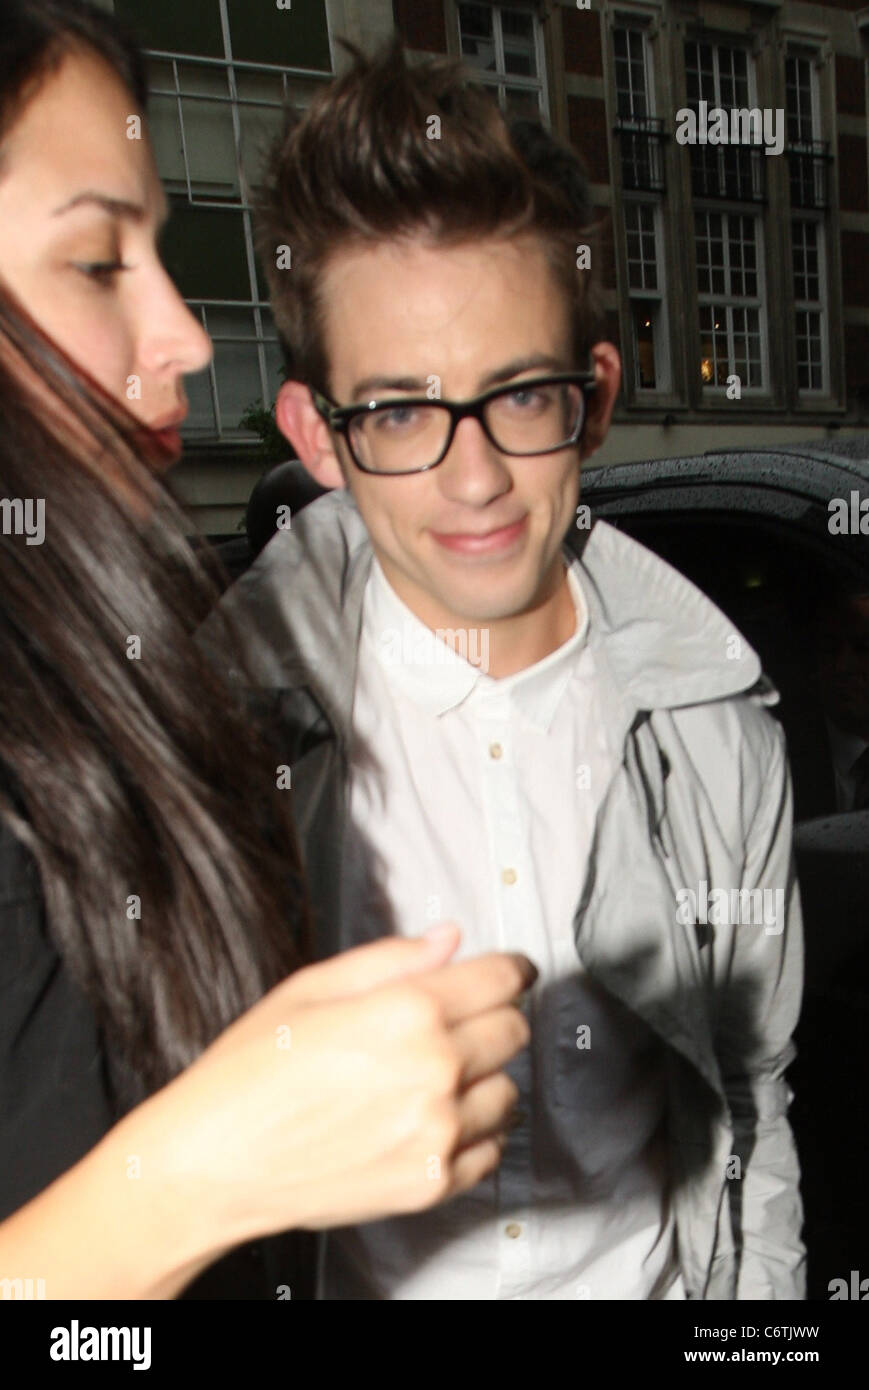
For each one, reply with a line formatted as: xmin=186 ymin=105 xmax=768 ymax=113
xmin=0 ymin=819 xmax=313 ymax=1299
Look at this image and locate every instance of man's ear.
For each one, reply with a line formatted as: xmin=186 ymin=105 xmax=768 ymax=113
xmin=581 ymin=342 xmax=621 ymax=461
xmin=275 ymin=380 xmax=347 ymax=490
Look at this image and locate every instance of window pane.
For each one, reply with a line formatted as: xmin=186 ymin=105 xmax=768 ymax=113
xmin=115 ymin=0 xmax=224 ymax=58
xmin=614 ymin=27 xmax=648 ymax=119
xmin=502 ymin=10 xmax=537 ymax=79
xmin=460 ymin=3 xmax=496 ymax=71
xmin=226 ymin=0 xmax=331 ymax=71
xmin=632 ymin=301 xmax=658 ymax=388
xmin=786 ymin=56 xmax=814 ymax=144
xmin=185 ymin=351 xmax=218 ymax=435
xmin=699 ymin=304 xmax=729 ymax=386
xmin=208 ymin=307 xmax=265 ymax=431
xmin=161 ymin=203 xmax=250 ymax=301
xmin=503 ymin=87 xmax=542 ymax=119
xmin=625 ymin=204 xmax=657 ymax=290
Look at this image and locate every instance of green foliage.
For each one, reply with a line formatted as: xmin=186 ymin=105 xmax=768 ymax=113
xmin=239 ymin=399 xmax=286 ymax=461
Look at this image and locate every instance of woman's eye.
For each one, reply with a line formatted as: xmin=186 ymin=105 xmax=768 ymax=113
xmin=74 ymin=261 xmax=129 ymax=286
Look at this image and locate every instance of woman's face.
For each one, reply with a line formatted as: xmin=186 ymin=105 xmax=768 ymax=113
xmin=0 ymin=47 xmax=212 ymax=460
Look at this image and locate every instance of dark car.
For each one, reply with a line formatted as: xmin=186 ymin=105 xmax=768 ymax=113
xmin=210 ymin=436 xmax=869 ymax=1301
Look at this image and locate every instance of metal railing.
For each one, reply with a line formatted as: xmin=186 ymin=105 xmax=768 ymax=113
xmin=615 ymin=117 xmax=667 ymax=192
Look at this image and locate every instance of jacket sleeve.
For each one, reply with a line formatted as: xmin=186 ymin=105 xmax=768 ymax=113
xmin=716 ymin=720 xmax=806 ymax=1299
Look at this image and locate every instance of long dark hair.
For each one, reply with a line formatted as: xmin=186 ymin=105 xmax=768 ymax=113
xmin=0 ymin=277 xmax=310 ymax=1110
xmin=0 ymin=0 xmax=147 ymax=143
xmin=0 ymin=0 xmax=310 ymax=1109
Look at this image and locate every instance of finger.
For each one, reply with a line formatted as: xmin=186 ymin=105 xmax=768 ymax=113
xmin=446 ymin=1136 xmax=504 ymax=1198
xmin=453 ymin=1071 xmax=520 ymax=1149
xmin=449 ymin=1005 xmax=531 ymax=1085
xmin=411 ymin=952 xmax=538 ymax=1026
xmin=280 ymin=925 xmax=462 ymax=1005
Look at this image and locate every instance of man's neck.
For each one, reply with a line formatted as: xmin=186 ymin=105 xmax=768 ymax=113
xmin=379 ymin=562 xmax=578 ymax=679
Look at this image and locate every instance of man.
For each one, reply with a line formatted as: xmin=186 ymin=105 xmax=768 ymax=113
xmin=206 ymin=42 xmax=804 ymax=1300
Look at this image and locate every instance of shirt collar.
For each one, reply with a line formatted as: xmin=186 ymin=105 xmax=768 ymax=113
xmin=362 ymin=557 xmax=589 ymax=730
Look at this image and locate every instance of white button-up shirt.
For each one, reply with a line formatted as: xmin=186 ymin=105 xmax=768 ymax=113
xmin=318 ymin=558 xmax=685 ymax=1300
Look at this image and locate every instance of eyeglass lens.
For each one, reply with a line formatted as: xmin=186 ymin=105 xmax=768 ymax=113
xmin=347 ymin=380 xmax=584 ymax=474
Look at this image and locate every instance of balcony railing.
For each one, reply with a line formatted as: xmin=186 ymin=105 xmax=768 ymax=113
xmin=689 ymin=143 xmax=765 ymax=203
xmin=787 ymin=141 xmax=832 ymax=210
xmin=615 ymin=116 xmax=667 ymax=192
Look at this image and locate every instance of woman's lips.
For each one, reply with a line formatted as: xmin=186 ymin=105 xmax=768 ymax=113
xmin=152 ymin=426 xmax=182 ymax=459
xmin=430 ymin=515 xmax=528 ymax=556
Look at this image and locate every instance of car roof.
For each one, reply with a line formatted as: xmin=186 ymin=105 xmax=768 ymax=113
xmin=582 ymin=436 xmax=869 ymax=513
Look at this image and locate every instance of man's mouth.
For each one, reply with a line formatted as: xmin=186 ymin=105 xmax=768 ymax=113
xmin=430 ymin=515 xmax=528 ymax=556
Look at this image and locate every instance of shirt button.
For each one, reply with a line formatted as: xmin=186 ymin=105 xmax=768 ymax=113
xmin=505 ymin=1222 xmax=523 ymax=1239
xmin=501 ymin=868 xmax=517 ymax=886
xmin=489 ymin=741 xmax=503 ymax=760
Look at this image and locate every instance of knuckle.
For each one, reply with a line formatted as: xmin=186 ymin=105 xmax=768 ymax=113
xmin=425 ymin=1102 xmax=462 ymax=1158
xmin=426 ymin=1043 xmax=463 ymax=1097
xmin=386 ymin=982 xmax=443 ymax=1035
xmin=502 ymin=1074 xmax=521 ymax=1109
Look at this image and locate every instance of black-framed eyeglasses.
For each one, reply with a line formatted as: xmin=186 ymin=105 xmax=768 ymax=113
xmin=311 ymin=372 xmax=596 ymax=476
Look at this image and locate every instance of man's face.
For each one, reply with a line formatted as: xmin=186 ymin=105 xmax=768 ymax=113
xmin=317 ymin=234 xmax=587 ymax=630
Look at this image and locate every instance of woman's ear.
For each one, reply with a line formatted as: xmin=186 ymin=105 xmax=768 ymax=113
xmin=581 ymin=342 xmax=621 ymax=461
xmin=275 ymin=380 xmax=347 ymax=490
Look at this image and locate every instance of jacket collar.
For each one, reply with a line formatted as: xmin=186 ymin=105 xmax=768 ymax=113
xmin=219 ymin=489 xmax=769 ymax=736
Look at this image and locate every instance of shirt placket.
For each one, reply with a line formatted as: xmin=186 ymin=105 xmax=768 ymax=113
xmin=474 ymin=694 xmax=541 ymax=1300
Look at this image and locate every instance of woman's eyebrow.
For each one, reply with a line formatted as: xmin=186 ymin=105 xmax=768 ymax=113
xmin=52 ymin=191 xmax=147 ymax=222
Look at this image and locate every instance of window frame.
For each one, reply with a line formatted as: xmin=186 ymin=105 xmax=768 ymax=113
xmin=455 ymin=2 xmax=550 ymax=121
xmin=623 ymin=197 xmax=671 ymax=393
xmin=695 ymin=207 xmax=769 ymax=396
xmin=791 ymin=215 xmax=829 ymax=396
xmin=136 ymin=0 xmax=334 ymax=442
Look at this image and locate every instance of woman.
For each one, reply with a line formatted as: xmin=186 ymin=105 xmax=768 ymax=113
xmin=0 ymin=0 xmax=532 ymax=1298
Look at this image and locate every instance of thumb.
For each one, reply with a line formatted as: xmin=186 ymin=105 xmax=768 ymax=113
xmin=281 ymin=922 xmax=462 ymax=1004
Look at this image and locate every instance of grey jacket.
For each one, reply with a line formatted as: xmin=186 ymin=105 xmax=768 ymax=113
xmin=204 ymin=489 xmax=806 ymax=1301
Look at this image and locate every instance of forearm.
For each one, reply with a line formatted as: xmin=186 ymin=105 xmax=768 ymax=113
xmin=0 ymin=1096 xmax=235 ymax=1300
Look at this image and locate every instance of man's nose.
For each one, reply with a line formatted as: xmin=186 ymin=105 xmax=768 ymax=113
xmin=437 ymin=416 xmax=512 ymax=504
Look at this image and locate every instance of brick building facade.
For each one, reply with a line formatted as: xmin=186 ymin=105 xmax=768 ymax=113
xmin=392 ymin=0 xmax=869 ymax=469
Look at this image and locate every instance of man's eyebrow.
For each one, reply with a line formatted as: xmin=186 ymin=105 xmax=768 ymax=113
xmin=477 ymin=354 xmax=569 ymax=389
xmin=350 ymin=374 xmax=427 ymax=400
xmin=52 ymin=192 xmax=151 ymax=223
xmin=350 ymin=355 xmax=570 ymax=402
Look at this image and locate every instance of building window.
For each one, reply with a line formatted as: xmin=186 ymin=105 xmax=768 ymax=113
xmin=114 ymin=0 xmax=332 ymax=442
xmin=457 ymin=3 xmax=549 ymax=119
xmin=624 ymin=202 xmax=669 ymax=390
xmin=684 ymin=41 xmax=764 ymax=202
xmin=696 ymin=211 xmax=765 ymax=389
xmin=792 ymin=219 xmax=827 ymax=392
xmin=785 ymin=51 xmax=830 ymax=394
xmin=613 ymin=24 xmax=665 ymax=191
xmin=611 ymin=25 xmax=669 ymax=393
xmin=785 ymin=53 xmax=831 ymax=210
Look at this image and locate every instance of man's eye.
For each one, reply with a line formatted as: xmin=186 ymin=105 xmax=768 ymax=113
xmin=505 ymin=386 xmax=550 ymax=410
xmin=373 ymin=404 xmax=420 ymax=431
